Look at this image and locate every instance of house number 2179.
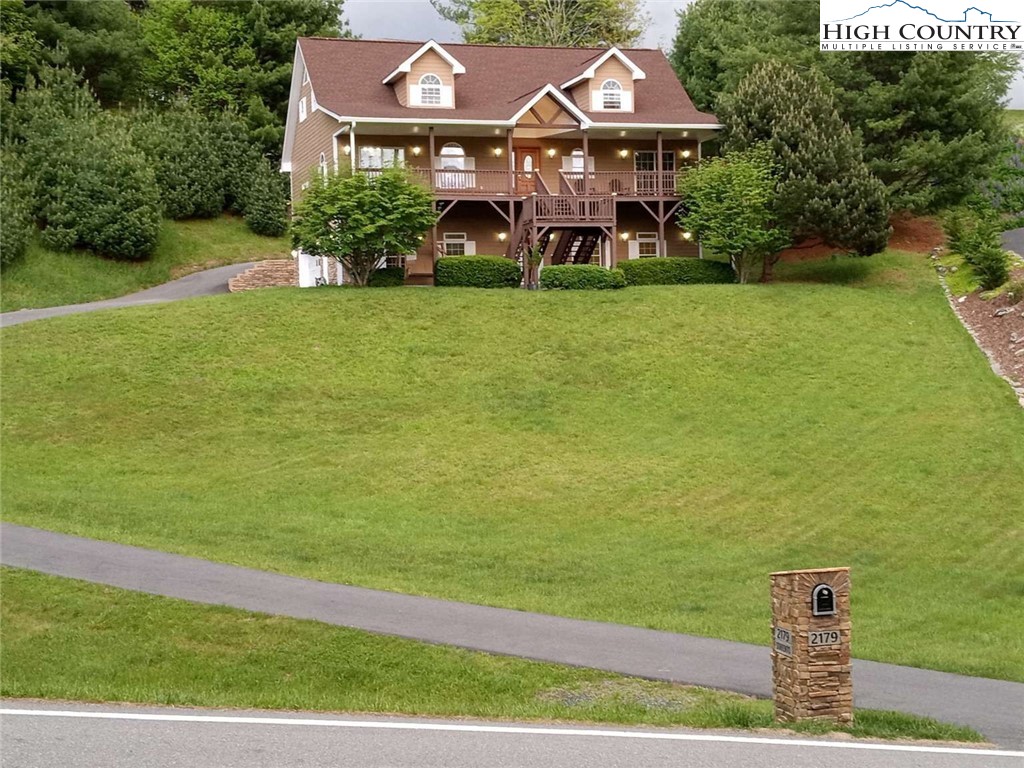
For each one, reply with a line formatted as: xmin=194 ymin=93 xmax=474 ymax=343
xmin=809 ymin=630 xmax=840 ymax=647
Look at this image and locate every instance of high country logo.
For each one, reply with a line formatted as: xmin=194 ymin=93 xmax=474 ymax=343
xmin=819 ymin=0 xmax=1024 ymax=50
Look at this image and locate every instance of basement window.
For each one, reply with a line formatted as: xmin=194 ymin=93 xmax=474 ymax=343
xmin=637 ymin=232 xmax=659 ymax=257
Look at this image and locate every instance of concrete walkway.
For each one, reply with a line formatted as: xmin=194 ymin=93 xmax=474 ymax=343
xmin=0 ymin=262 xmax=256 ymax=328
xmin=2 ymin=523 xmax=1021 ymax=749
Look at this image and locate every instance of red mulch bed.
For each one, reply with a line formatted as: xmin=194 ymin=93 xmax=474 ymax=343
xmin=951 ymin=262 xmax=1024 ymax=391
xmin=778 ymin=215 xmax=944 ymax=262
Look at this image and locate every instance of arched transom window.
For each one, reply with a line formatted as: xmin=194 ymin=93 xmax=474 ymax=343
xmin=440 ymin=142 xmax=465 ymax=170
xmin=601 ymin=79 xmax=623 ymax=110
xmin=419 ymin=73 xmax=442 ymax=105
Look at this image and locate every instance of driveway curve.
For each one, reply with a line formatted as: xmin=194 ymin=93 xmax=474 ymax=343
xmin=0 ymin=262 xmax=257 ymax=329
xmin=2 ymin=523 xmax=1021 ymax=749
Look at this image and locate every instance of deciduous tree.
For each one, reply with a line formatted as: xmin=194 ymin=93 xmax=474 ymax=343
xmin=677 ymin=146 xmax=789 ymax=284
xmin=432 ymin=0 xmax=647 ymax=47
xmin=291 ymin=169 xmax=437 ymax=287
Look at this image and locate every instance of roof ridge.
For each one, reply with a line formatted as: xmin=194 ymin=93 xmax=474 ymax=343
xmin=298 ymin=37 xmax=662 ymax=52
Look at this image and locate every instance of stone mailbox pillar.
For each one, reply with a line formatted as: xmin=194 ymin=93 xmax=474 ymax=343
xmin=770 ymin=567 xmax=852 ymax=725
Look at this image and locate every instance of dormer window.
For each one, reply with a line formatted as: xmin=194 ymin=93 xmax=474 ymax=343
xmin=419 ymin=74 xmax=442 ymax=105
xmin=602 ymin=79 xmax=623 ymax=110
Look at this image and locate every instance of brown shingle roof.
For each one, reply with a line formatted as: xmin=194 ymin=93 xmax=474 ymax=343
xmin=299 ymin=38 xmax=719 ymax=126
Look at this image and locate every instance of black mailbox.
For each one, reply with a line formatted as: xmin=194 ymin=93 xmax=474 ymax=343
xmin=812 ymin=584 xmax=836 ymax=616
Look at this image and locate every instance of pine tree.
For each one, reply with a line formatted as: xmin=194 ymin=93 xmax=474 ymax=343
xmin=720 ymin=61 xmax=890 ymax=280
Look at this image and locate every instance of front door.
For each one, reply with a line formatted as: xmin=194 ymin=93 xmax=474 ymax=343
xmin=515 ymin=148 xmax=540 ymax=194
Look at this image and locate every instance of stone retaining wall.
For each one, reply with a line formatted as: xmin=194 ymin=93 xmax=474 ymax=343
xmin=228 ymin=260 xmax=299 ymax=292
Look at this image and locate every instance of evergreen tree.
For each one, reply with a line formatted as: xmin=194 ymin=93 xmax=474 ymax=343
xmin=721 ymin=62 xmax=890 ymax=279
xmin=671 ymin=0 xmax=1015 ymax=213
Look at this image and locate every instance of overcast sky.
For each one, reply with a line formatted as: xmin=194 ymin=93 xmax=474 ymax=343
xmin=343 ymin=0 xmax=1023 ymax=107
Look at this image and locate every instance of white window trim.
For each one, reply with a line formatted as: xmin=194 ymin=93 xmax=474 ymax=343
xmin=298 ymin=96 xmax=307 ymax=122
xmin=302 ymin=68 xmax=310 ymax=85
xmin=601 ymin=79 xmax=623 ymax=110
xmin=637 ymin=232 xmax=659 ymax=258
xmin=318 ymin=152 xmax=328 ymax=177
xmin=443 ymin=232 xmax=475 ymax=256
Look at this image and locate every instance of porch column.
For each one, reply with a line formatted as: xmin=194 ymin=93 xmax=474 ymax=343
xmin=656 ymin=130 xmax=663 ymax=197
xmin=507 ymin=128 xmax=514 ymax=194
xmin=582 ymin=129 xmax=589 ymax=188
xmin=349 ymin=122 xmax=356 ymax=173
xmin=658 ymin=200 xmax=665 ymax=258
xmin=610 ymin=223 xmax=618 ymax=266
xmin=428 ymin=127 xmax=436 ymax=190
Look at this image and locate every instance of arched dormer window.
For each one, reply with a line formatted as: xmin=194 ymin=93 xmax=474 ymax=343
xmin=601 ymin=79 xmax=623 ymax=110
xmin=419 ymin=73 xmax=442 ymax=106
xmin=439 ymin=142 xmax=465 ymax=171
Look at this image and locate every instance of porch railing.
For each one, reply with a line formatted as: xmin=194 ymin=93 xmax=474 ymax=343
xmin=534 ymin=195 xmax=615 ymax=224
xmin=559 ymin=170 xmax=683 ymax=197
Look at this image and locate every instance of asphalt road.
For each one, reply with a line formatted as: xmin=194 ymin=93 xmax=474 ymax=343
xmin=0 ymin=262 xmax=256 ymax=328
xmin=3 ymin=523 xmax=1023 ymax=749
xmin=1002 ymin=227 xmax=1024 ymax=255
xmin=2 ymin=702 xmax=1020 ymax=768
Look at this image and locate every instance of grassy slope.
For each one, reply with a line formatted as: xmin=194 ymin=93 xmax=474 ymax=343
xmin=2 ymin=251 xmax=1022 ymax=681
xmin=0 ymin=216 xmax=288 ymax=312
xmin=1005 ymin=109 xmax=1024 ymax=127
xmin=0 ymin=568 xmax=980 ymax=742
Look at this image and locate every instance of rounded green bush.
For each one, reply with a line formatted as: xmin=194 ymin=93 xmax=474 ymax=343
xmin=619 ymin=257 xmax=735 ymax=286
xmin=0 ymin=148 xmax=36 ymax=268
xmin=539 ymin=264 xmax=626 ymax=290
xmin=435 ymin=256 xmax=522 ymax=288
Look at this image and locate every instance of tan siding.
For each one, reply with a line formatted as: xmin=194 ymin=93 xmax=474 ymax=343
xmin=290 ymin=87 xmax=340 ymax=203
xmin=407 ymin=49 xmax=456 ymax=108
xmin=394 ymin=74 xmax=408 ymax=106
xmin=570 ymin=82 xmax=590 ymax=111
xmin=591 ymin=59 xmax=634 ymax=112
xmin=409 ymin=202 xmax=511 ymax=279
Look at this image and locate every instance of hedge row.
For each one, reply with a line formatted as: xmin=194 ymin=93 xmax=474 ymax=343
xmin=618 ymin=257 xmax=735 ymax=285
xmin=435 ymin=256 xmax=522 ymax=288
xmin=539 ymin=264 xmax=626 ymax=290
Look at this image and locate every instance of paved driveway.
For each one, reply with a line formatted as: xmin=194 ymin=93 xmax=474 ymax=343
xmin=1002 ymin=227 xmax=1024 ymax=255
xmin=0 ymin=262 xmax=257 ymax=328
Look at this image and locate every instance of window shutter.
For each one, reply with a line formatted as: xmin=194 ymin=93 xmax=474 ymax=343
xmin=409 ymin=84 xmax=421 ymax=104
xmin=463 ymin=157 xmax=476 ymax=170
xmin=592 ymin=90 xmax=602 ymax=109
xmin=620 ymin=91 xmax=633 ymax=111
xmin=440 ymin=86 xmax=453 ymax=106
xmin=561 ymin=156 xmax=573 ymax=171
xmin=588 ymin=156 xmax=595 ymax=172
xmin=464 ymin=241 xmax=476 ymax=256
xmin=628 ymin=241 xmax=640 ymax=259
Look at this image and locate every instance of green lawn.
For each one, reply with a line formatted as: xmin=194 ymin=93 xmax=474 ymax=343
xmin=2 ymin=251 xmax=1022 ymax=682
xmin=0 ymin=568 xmax=981 ymax=742
xmin=1005 ymin=109 xmax=1024 ymax=128
xmin=0 ymin=216 xmax=288 ymax=312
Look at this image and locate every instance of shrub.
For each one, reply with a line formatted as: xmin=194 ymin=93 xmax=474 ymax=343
xmin=619 ymin=257 xmax=735 ymax=286
xmin=132 ymin=105 xmax=226 ymax=220
xmin=972 ymin=246 xmax=1010 ymax=290
xmin=1004 ymin=280 xmax=1024 ymax=305
xmin=0 ymin=148 xmax=35 ymax=267
xmin=369 ymin=266 xmax=406 ymax=287
xmin=539 ymin=264 xmax=626 ymax=290
xmin=13 ymin=69 xmax=161 ymax=260
xmin=435 ymin=255 xmax=521 ymax=288
xmin=240 ymin=157 xmax=289 ymax=237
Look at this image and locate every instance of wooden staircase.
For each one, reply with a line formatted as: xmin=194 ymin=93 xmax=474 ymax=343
xmin=551 ymin=230 xmax=600 ymax=265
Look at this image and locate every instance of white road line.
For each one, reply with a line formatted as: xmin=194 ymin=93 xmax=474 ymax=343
xmin=1 ymin=708 xmax=1020 ymax=758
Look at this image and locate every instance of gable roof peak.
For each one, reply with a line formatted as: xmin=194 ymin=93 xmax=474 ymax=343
xmin=381 ymin=40 xmax=466 ymax=84
xmin=560 ymin=47 xmax=646 ymax=89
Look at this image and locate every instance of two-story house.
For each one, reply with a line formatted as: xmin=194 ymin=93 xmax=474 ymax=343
xmin=282 ymin=38 xmax=722 ymax=286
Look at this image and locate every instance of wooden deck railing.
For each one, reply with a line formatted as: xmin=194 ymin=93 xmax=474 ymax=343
xmin=559 ymin=170 xmax=683 ymax=197
xmin=356 ymin=168 xmax=681 ymax=198
xmin=534 ymin=195 xmax=615 ymax=224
